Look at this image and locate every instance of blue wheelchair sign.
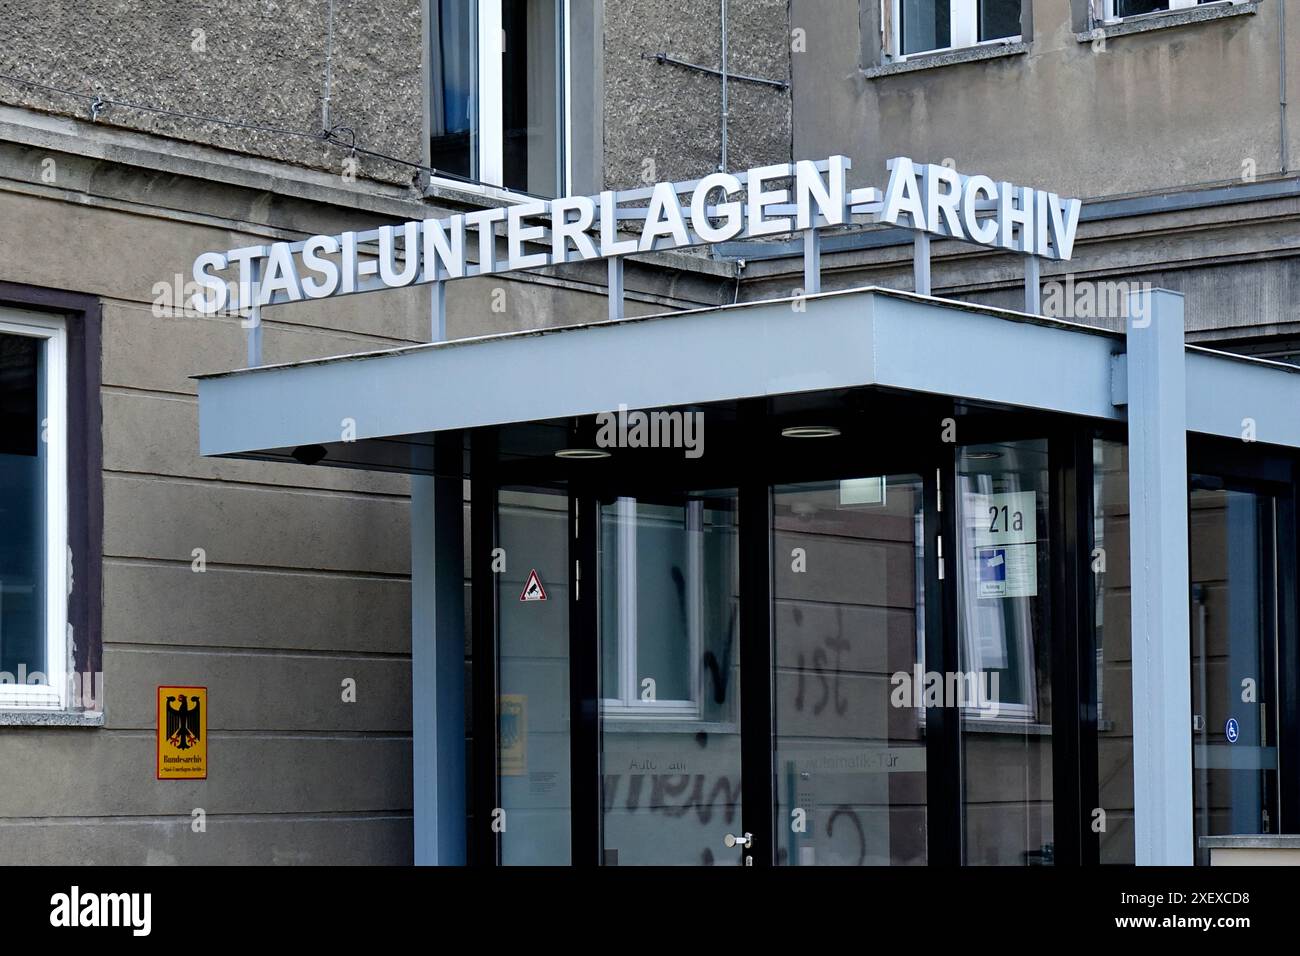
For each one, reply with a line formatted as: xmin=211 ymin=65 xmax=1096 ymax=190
xmin=1225 ymin=717 xmax=1240 ymax=743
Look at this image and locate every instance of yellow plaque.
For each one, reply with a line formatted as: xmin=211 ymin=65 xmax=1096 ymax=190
xmin=499 ymin=694 xmax=527 ymax=776
xmin=157 ymin=686 xmax=207 ymax=780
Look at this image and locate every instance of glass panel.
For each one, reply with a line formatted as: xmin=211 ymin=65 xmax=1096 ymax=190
xmin=773 ymin=476 xmax=928 ymax=866
xmin=1094 ymin=439 xmax=1135 ymax=863
xmin=430 ymin=0 xmax=477 ymax=179
xmin=958 ymin=440 xmax=1053 ymax=865
xmin=1115 ymin=1 xmax=1169 ymax=17
xmin=496 ymin=488 xmax=570 ymax=864
xmin=978 ymin=0 xmax=1021 ymax=41
xmin=599 ymin=491 xmax=740 ymax=865
xmin=0 ymin=332 xmax=45 ymax=680
xmin=900 ymin=0 xmax=951 ymax=56
xmin=1189 ymin=481 xmax=1280 ymax=864
xmin=503 ymin=0 xmax=561 ymax=196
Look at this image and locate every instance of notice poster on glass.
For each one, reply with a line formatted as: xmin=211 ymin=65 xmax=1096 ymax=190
xmin=971 ymin=491 xmax=1037 ymax=600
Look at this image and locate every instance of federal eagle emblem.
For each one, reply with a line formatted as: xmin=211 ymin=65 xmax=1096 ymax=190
xmin=165 ymin=694 xmax=202 ymax=751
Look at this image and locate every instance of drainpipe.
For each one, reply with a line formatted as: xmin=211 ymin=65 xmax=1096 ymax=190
xmin=1282 ymin=0 xmax=1289 ymax=174
xmin=720 ymin=0 xmax=729 ymax=172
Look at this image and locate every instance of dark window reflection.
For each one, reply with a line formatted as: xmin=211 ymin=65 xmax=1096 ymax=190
xmin=0 ymin=332 xmax=45 ymax=679
xmin=979 ymin=0 xmax=1021 ymax=41
xmin=430 ymin=0 xmax=477 ymax=179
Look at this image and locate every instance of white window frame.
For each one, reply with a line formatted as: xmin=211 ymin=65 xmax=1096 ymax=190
xmin=600 ymin=498 xmax=704 ymax=719
xmin=889 ymin=0 xmax=1023 ymax=62
xmin=428 ymin=0 xmax=569 ymax=200
xmin=1103 ymin=0 xmax=1241 ymax=24
xmin=0 ymin=309 xmax=68 ymax=711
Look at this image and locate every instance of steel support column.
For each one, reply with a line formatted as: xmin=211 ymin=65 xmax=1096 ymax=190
xmin=1125 ymin=288 xmax=1194 ymax=865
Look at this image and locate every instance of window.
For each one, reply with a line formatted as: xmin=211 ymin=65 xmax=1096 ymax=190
xmin=599 ymin=494 xmax=737 ymax=719
xmin=0 ymin=308 xmax=67 ymax=710
xmin=429 ymin=0 xmax=566 ymax=197
xmin=1105 ymin=0 xmax=1234 ymax=21
xmin=892 ymin=0 xmax=1022 ymax=59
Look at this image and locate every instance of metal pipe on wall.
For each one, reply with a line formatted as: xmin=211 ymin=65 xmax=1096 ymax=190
xmin=1281 ymin=0 xmax=1289 ymax=174
xmin=720 ymin=0 xmax=729 ymax=172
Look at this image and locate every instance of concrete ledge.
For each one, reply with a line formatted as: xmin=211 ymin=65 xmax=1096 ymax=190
xmin=0 ymin=710 xmax=104 ymax=727
xmin=1075 ymin=1 xmax=1259 ymax=43
xmin=1201 ymin=834 xmax=1300 ymax=848
xmin=863 ymin=42 xmax=1028 ymax=79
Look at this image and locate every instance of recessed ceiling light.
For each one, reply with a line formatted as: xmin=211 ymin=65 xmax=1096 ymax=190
xmin=781 ymin=425 xmax=841 ymax=439
xmin=963 ymin=450 xmax=1002 ymax=460
xmin=555 ymin=447 xmax=611 ymax=459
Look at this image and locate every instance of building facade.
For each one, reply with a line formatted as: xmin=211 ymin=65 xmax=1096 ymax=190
xmin=0 ymin=0 xmax=1295 ymax=866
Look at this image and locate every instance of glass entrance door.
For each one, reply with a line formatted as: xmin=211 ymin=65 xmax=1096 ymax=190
xmin=595 ymin=488 xmax=743 ymax=865
xmin=1189 ymin=476 xmax=1283 ymax=862
xmin=591 ymin=470 xmax=933 ymax=866
xmin=772 ymin=474 xmax=929 ymax=865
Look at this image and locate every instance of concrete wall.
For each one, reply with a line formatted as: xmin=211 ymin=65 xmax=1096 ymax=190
xmin=0 ymin=0 xmax=425 ymax=187
xmin=602 ymin=0 xmax=792 ymax=185
xmin=0 ymin=0 xmax=795 ymax=195
xmin=793 ymin=0 xmax=1287 ymax=199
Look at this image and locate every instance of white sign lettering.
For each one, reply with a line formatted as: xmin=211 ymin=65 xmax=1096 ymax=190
xmin=191 ymin=156 xmax=1081 ymax=314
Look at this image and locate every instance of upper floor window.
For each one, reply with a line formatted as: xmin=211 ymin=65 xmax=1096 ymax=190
xmin=892 ymin=0 xmax=1022 ymax=59
xmin=0 ymin=309 xmax=67 ymax=710
xmin=429 ymin=0 xmax=566 ymax=198
xmin=1106 ymin=1 xmax=1224 ymax=20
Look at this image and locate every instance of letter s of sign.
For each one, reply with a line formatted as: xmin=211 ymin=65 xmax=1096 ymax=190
xmin=191 ymin=252 xmax=228 ymax=315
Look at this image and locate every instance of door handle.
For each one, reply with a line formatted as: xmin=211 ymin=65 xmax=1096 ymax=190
xmin=724 ymin=832 xmax=753 ymax=849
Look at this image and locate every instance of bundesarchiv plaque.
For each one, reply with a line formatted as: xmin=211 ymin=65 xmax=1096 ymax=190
xmin=157 ymin=685 xmax=207 ymax=780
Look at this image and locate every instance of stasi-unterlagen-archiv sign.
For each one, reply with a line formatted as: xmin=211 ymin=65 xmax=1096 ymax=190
xmin=190 ymin=155 xmax=1082 ymax=314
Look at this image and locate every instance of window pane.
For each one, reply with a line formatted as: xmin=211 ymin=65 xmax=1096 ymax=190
xmin=957 ymin=440 xmax=1054 ymax=865
xmin=0 ymin=332 xmax=45 ymax=682
xmin=430 ymin=0 xmax=477 ymax=179
xmin=1094 ymin=439 xmax=1135 ymax=863
xmin=599 ymin=491 xmax=741 ymax=865
xmin=496 ymin=488 xmax=570 ymax=864
xmin=503 ymin=0 xmax=561 ymax=196
xmin=773 ymin=476 xmax=928 ymax=866
xmin=900 ymin=0 xmax=951 ymax=56
xmin=634 ymin=502 xmax=694 ymax=701
xmin=1189 ymin=481 xmax=1281 ymax=864
xmin=978 ymin=0 xmax=1021 ymax=41
xmin=1115 ymin=0 xmax=1170 ymax=17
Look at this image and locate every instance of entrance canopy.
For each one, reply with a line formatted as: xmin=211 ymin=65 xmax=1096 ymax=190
xmin=196 ymin=287 xmax=1300 ymax=470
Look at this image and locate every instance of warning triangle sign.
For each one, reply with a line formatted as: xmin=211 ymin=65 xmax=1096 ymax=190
xmin=520 ymin=569 xmax=547 ymax=602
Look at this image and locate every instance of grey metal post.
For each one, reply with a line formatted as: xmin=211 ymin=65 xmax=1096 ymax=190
xmin=609 ymin=256 xmax=625 ymax=320
xmin=411 ymin=465 xmax=467 ymax=865
xmin=803 ymin=229 xmax=821 ymax=295
xmin=1125 ymin=288 xmax=1194 ymax=866
xmin=1024 ymin=255 xmax=1041 ymax=315
xmin=913 ymin=231 xmax=931 ymax=296
xmin=245 ymin=257 xmax=263 ymax=367
xmin=412 ymin=289 xmax=467 ymax=866
xmin=432 ymin=279 xmax=447 ymax=341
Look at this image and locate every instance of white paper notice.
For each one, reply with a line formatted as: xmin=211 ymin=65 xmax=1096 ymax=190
xmin=971 ymin=491 xmax=1038 ymax=599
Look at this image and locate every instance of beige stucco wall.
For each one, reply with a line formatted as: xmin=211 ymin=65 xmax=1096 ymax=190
xmin=792 ymin=0 xmax=1288 ymax=199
